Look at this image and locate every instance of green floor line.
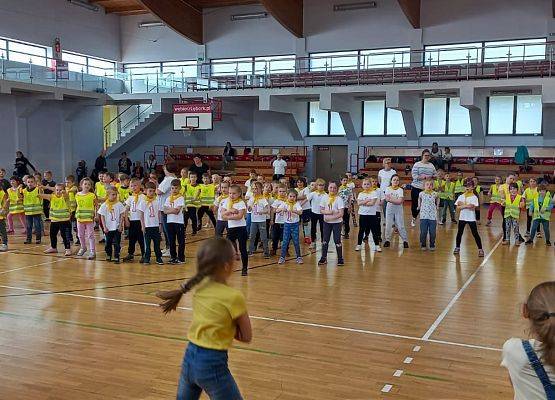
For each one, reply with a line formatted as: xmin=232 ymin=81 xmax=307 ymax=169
xmin=0 ymin=310 xmax=282 ymax=357
xmin=404 ymin=372 xmax=451 ymax=382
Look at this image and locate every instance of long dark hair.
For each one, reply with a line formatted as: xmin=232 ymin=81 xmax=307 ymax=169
xmin=157 ymin=237 xmax=236 ymax=314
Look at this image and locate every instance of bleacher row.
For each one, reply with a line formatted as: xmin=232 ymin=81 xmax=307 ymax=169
xmin=193 ymin=60 xmax=554 ymax=90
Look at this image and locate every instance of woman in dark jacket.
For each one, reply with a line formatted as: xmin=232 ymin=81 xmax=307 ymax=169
xmin=14 ymin=151 xmax=36 ymax=178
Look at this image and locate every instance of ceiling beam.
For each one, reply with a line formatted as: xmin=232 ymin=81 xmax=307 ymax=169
xmin=104 ymin=4 xmax=147 ymax=13
xmin=397 ymin=0 xmax=421 ymax=29
xmin=260 ymin=0 xmax=303 ymax=38
xmin=137 ymin=0 xmax=203 ymax=44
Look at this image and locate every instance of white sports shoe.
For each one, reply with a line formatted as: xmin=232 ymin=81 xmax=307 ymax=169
xmin=411 ymin=218 xmax=416 ymax=227
xmin=87 ymin=252 xmax=96 ymax=260
xmin=355 ymin=245 xmax=361 ymax=251
xmin=77 ymin=248 xmax=86 ymax=256
xmin=375 ymin=245 xmax=382 ymax=252
xmin=162 ymin=249 xmax=171 ymax=257
xmin=0 ymin=244 xmax=8 ymax=252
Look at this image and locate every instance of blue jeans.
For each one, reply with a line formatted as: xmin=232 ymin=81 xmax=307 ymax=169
xmin=177 ymin=343 xmax=243 ymax=400
xmin=25 ymin=214 xmax=42 ymax=241
xmin=281 ymin=222 xmax=301 ymax=258
xmin=419 ymin=219 xmax=437 ymax=248
xmin=245 ymin=213 xmax=251 ymax=236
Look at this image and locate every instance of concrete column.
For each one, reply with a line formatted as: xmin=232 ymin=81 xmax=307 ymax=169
xmin=259 ymin=93 xmax=305 ymax=139
xmin=386 ymin=89 xmax=420 ymax=144
xmin=460 ymin=85 xmax=487 ymax=146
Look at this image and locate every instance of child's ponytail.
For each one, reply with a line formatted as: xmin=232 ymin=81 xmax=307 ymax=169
xmin=525 ymin=281 xmax=555 ymax=367
xmin=156 ymin=237 xmax=236 ymax=314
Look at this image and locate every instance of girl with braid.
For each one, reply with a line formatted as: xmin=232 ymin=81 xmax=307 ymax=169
xmin=157 ymin=237 xmax=252 ymax=400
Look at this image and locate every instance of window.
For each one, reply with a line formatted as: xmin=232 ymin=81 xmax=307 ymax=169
xmin=162 ymin=61 xmax=197 ymax=78
xmin=8 ymin=40 xmax=47 ymax=66
xmin=88 ymin=57 xmax=116 ymax=77
xmin=254 ymin=55 xmax=295 ymax=75
xmin=124 ymin=62 xmax=161 ymax=75
xmin=63 ymin=52 xmax=87 ymax=73
xmin=360 ymin=47 xmax=411 ymax=69
xmin=211 ymin=57 xmax=253 ymax=76
xmin=310 ymin=51 xmax=359 ymax=71
xmin=484 ymin=38 xmax=546 ymax=62
xmin=362 ymin=100 xmax=406 ymax=136
xmin=422 ymin=97 xmax=471 ymax=135
xmin=424 ymin=42 xmax=482 ymax=65
xmin=0 ymin=39 xmax=6 ymax=59
xmin=307 ymin=101 xmax=346 ymax=136
xmin=487 ymin=95 xmax=542 ymax=135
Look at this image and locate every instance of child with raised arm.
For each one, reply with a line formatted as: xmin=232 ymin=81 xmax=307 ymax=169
xmin=277 ymin=189 xmax=303 ymax=264
xmin=123 ymin=178 xmax=146 ymax=263
xmin=454 ymin=178 xmax=484 ymax=257
xmin=164 ymin=179 xmax=186 ymax=264
xmin=156 ymin=237 xmax=252 ymax=400
xmin=98 ymin=187 xmax=126 ymax=264
xmin=40 ymin=183 xmax=72 ymax=256
xmin=138 ymin=182 xmax=163 ymax=265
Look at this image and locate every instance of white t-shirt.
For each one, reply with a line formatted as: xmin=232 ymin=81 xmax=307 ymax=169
xmin=272 ymin=200 xmax=287 ymax=224
xmin=297 ymin=187 xmax=311 ymax=210
xmin=247 ymin=197 xmax=269 ymax=223
xmin=125 ymin=193 xmax=145 ymax=221
xmin=308 ymin=191 xmax=327 ymax=214
xmin=272 ymin=159 xmax=287 ymax=175
xmin=501 ymin=338 xmax=555 ymax=400
xmin=224 ymin=198 xmax=247 ymax=228
xmin=456 ymin=193 xmax=479 ymax=222
xmin=244 ymin=178 xmax=253 ymax=189
xmin=277 ymin=201 xmax=302 ymax=224
xmin=98 ymin=202 xmax=125 ymax=231
xmin=320 ymin=194 xmax=345 ymax=224
xmin=137 ymin=198 xmax=160 ymax=228
xmin=157 ymin=175 xmax=175 ymax=208
xmin=164 ymin=196 xmax=185 ymax=224
xmin=214 ymin=195 xmax=228 ymax=221
xmin=357 ymin=191 xmax=378 ymax=215
xmin=385 ymin=187 xmax=404 ymax=204
xmin=378 ymin=169 xmax=397 ymax=190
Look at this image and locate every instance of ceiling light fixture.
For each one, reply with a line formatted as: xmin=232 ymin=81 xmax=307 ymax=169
xmin=230 ymin=12 xmax=268 ymax=21
xmin=138 ymin=21 xmax=166 ymax=28
xmin=67 ymin=0 xmax=99 ymax=12
xmin=333 ymin=1 xmax=377 ymax=11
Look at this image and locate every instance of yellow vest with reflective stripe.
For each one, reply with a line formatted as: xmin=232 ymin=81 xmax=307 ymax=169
xmin=8 ymin=187 xmax=24 ymax=214
xmin=185 ymin=184 xmax=201 ymax=208
xmin=118 ymin=186 xmax=130 ymax=203
xmin=75 ymin=192 xmax=96 ymax=222
xmin=533 ymin=193 xmax=552 ymax=221
xmin=490 ymin=184 xmax=502 ymax=204
xmin=439 ymin=181 xmax=455 ymax=200
xmin=95 ymin=182 xmax=107 ymax=200
xmin=0 ymin=191 xmax=6 ymax=220
xmin=50 ymin=195 xmax=70 ymax=222
xmin=23 ymin=188 xmax=42 ymax=215
xmin=199 ymin=184 xmax=216 ymax=207
xmin=523 ymin=187 xmax=538 ymax=209
xmin=504 ymin=194 xmax=522 ymax=219
xmin=67 ymin=186 xmax=77 ymax=212
xmin=454 ymin=179 xmax=465 ymax=194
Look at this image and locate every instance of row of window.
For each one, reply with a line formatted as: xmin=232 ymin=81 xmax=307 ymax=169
xmin=0 ymin=36 xmax=116 ymax=77
xmin=307 ymin=95 xmax=542 ymax=136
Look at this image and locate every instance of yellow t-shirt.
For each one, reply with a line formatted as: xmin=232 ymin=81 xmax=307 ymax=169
xmin=187 ymin=279 xmax=247 ymax=351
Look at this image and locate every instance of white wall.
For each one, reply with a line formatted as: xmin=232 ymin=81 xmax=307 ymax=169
xmin=0 ymin=0 xmax=121 ymax=61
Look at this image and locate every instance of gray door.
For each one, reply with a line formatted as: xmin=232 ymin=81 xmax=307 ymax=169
xmin=313 ymin=145 xmax=348 ymax=183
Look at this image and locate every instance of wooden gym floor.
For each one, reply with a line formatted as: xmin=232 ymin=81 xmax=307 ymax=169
xmin=0 ymin=206 xmax=553 ymax=399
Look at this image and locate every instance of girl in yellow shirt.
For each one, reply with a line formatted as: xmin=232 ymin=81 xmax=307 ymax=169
xmin=7 ymin=177 xmax=25 ymax=235
xmin=157 ymin=237 xmax=252 ymax=400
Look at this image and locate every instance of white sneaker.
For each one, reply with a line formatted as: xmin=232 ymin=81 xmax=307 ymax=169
xmin=438 ymin=221 xmax=444 ymax=225
xmin=355 ymin=245 xmax=361 ymax=251
xmin=87 ymin=252 xmax=96 ymax=260
xmin=0 ymin=244 xmax=7 ymax=252
xmin=411 ymin=218 xmax=416 ymax=227
xmin=77 ymin=248 xmax=86 ymax=256
xmin=43 ymin=247 xmax=57 ymax=254
xmin=162 ymin=249 xmax=171 ymax=257
xmin=375 ymin=245 xmax=382 ymax=252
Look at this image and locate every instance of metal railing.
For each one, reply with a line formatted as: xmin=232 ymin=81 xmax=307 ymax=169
xmin=103 ymin=103 xmax=154 ymax=149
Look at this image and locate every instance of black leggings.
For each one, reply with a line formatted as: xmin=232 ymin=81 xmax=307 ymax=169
xmin=127 ymin=220 xmax=145 ymax=256
xmin=184 ymin=207 xmax=198 ymax=234
xmin=321 ymin=222 xmax=343 ymax=260
xmin=272 ymin=223 xmax=284 ymax=252
xmin=342 ymin=209 xmax=350 ymax=235
xmin=216 ymin=220 xmax=227 ymax=237
xmin=197 ymin=206 xmax=216 ymax=229
xmin=50 ymin=221 xmax=71 ymax=250
xmin=310 ymin=212 xmax=324 ymax=241
xmin=411 ymin=187 xmax=422 ymax=219
xmin=455 ymin=221 xmax=482 ymax=249
xmin=357 ymin=215 xmax=381 ymax=245
xmin=227 ymin=226 xmax=248 ymax=271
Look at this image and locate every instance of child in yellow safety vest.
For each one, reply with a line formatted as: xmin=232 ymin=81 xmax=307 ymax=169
xmin=502 ymin=183 xmax=525 ymax=246
xmin=184 ymin=172 xmax=201 ymax=235
xmin=438 ymin=173 xmax=456 ymax=225
xmin=39 ymin=183 xmax=72 ymax=256
xmin=65 ymin=175 xmax=78 ymax=244
xmin=454 ymin=171 xmax=465 ymax=196
xmin=76 ymin=177 xmax=98 ymax=260
xmin=21 ymin=175 xmax=43 ymax=244
xmin=523 ymin=178 xmax=538 ymax=237
xmin=7 ymin=176 xmax=25 ymax=235
xmin=525 ymin=184 xmax=553 ymax=246
xmin=197 ymin=173 xmax=217 ymax=231
xmin=0 ymin=188 xmax=8 ymax=251
xmin=486 ymin=176 xmax=503 ymax=226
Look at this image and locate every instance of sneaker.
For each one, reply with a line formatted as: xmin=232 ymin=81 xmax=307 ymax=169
xmin=453 ymin=247 xmax=460 ymax=254
xmin=411 ymin=218 xmax=416 ymax=227
xmin=318 ymin=258 xmax=327 ymax=265
xmin=375 ymin=245 xmax=382 ymax=252
xmin=168 ymin=258 xmax=178 ymax=265
xmin=403 ymin=242 xmax=409 ymax=249
xmin=177 ymin=259 xmax=186 ymax=264
xmin=23 ymin=240 xmax=32 ymax=245
xmin=64 ymin=249 xmax=72 ymax=256
xmin=438 ymin=221 xmax=444 ymax=226
xmin=478 ymin=249 xmax=485 ymax=257
xmin=486 ymin=220 xmax=492 ymax=226
xmin=337 ymin=258 xmax=344 ymax=266
xmin=525 ymin=240 xmax=533 ymax=245
xmin=429 ymin=247 xmax=436 ymax=252
xmin=547 ymin=241 xmax=552 ymax=246
xmin=516 ymin=239 xmax=524 ymax=246
xmin=241 ymin=268 xmax=248 ymax=276
xmin=383 ymin=241 xmax=390 ymax=248
xmin=355 ymin=245 xmax=361 ymax=251
xmin=77 ymin=248 xmax=86 ymax=256
xmin=156 ymin=258 xmax=164 ymax=265
xmin=538 ymin=232 xmax=543 ymax=238
xmin=141 ymin=258 xmax=149 ymax=264
xmin=87 ymin=252 xmax=96 ymax=260
xmin=502 ymin=240 xmax=509 ymax=245
xmin=122 ymin=254 xmax=134 ymax=262
xmin=162 ymin=249 xmax=171 ymax=257
xmin=264 ymin=253 xmax=270 ymax=259
xmin=296 ymin=257 xmax=303 ymax=264
xmin=420 ymin=245 xmax=427 ymax=251
xmin=43 ymin=247 xmax=57 ymax=254
xmin=113 ymin=258 xmax=120 ymax=264
xmin=139 ymin=257 xmax=145 ymax=264
xmin=0 ymin=244 xmax=7 ymax=252
xmin=278 ymin=257 xmax=285 ymax=264
xmin=248 ymin=251 xmax=254 ymax=257
xmin=35 ymin=239 xmax=41 ymax=244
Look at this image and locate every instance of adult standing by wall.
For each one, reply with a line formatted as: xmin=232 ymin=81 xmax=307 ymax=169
xmin=118 ymin=152 xmax=132 ymax=175
xmin=222 ymin=142 xmax=236 ymax=170
xmin=14 ymin=151 xmax=36 ymax=179
xmin=189 ymin=154 xmax=210 ymax=181
xmin=430 ymin=142 xmax=443 ymax=169
xmin=378 ymin=158 xmax=396 ymax=215
xmin=272 ymin=153 xmax=287 ymax=181
xmin=146 ymin=154 xmax=157 ymax=175
xmin=132 ymin=161 xmax=144 ymax=179
xmin=410 ymin=149 xmax=436 ymax=227
xmin=92 ymin=150 xmax=107 ymax=182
